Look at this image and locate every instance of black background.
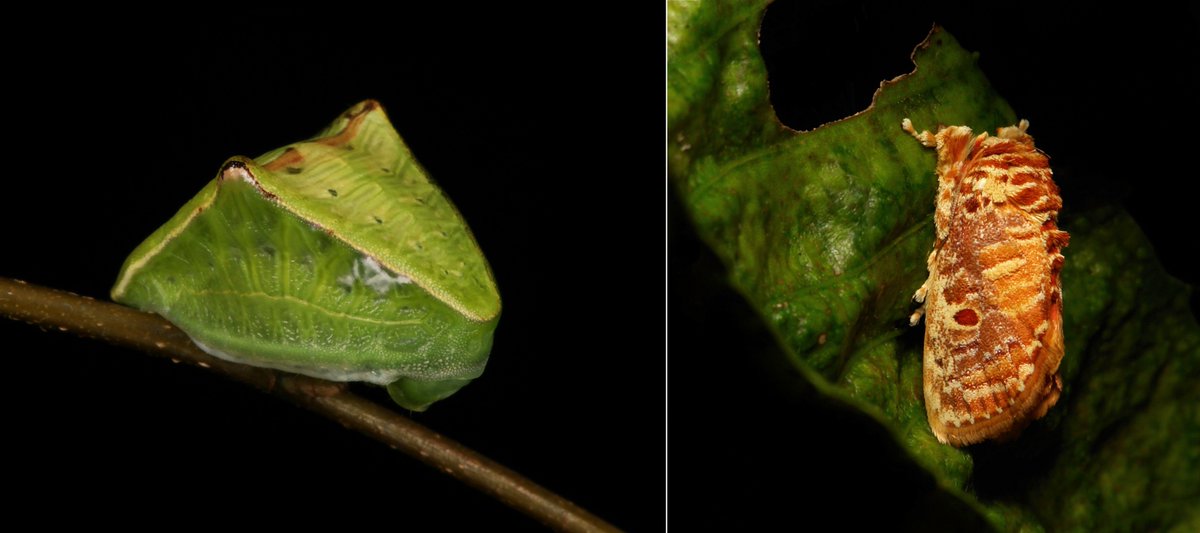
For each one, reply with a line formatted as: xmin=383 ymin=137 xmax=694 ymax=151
xmin=670 ymin=2 xmax=1198 ymax=531
xmin=1 ymin=8 xmax=661 ymax=531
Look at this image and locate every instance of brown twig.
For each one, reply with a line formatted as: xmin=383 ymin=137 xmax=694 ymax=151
xmin=0 ymin=276 xmax=620 ymax=533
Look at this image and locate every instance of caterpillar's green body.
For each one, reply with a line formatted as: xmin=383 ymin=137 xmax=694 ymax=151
xmin=112 ymin=100 xmax=500 ymax=410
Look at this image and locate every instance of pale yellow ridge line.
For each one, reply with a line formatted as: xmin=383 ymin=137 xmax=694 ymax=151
xmin=192 ymin=289 xmax=425 ymax=327
xmin=112 ymin=190 xmax=217 ymax=299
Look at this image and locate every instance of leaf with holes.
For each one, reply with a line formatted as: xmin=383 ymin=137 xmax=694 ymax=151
xmin=112 ymin=100 xmax=501 ymax=411
xmin=669 ymin=0 xmax=1200 ymax=529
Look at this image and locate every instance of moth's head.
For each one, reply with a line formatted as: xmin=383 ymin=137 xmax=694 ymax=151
xmin=996 ymin=119 xmax=1034 ymax=146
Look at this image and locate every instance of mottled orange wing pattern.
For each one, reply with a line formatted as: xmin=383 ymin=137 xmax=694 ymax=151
xmin=904 ymin=118 xmax=1068 ymax=447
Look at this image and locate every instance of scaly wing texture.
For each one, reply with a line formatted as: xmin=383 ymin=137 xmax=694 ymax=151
xmin=922 ymin=125 xmax=1066 ymax=445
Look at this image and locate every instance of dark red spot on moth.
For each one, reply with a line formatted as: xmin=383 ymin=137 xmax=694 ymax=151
xmin=954 ymin=308 xmax=979 ymax=326
xmin=1012 ymin=186 xmax=1043 ymax=207
xmin=1009 ymin=172 xmax=1039 ymax=186
xmin=963 ymin=196 xmax=980 ymax=213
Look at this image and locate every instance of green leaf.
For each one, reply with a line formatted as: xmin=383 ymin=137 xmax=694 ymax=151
xmin=669 ymin=1 xmax=1200 ymax=530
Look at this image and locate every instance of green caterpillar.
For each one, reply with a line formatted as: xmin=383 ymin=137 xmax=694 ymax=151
xmin=112 ymin=100 xmax=500 ymax=410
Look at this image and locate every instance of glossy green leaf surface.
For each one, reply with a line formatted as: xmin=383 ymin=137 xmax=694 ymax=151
xmin=669 ymin=1 xmax=1200 ymax=529
xmin=112 ymin=100 xmax=499 ymax=411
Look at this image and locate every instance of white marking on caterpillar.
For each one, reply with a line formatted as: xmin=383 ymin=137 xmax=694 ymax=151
xmin=338 ymin=255 xmax=412 ymax=295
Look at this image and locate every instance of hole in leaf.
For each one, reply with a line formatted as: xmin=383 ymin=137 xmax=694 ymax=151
xmin=759 ymin=1 xmax=934 ymax=131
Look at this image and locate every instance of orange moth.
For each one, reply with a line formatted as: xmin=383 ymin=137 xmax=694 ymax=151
xmin=903 ymin=118 xmax=1069 ymax=447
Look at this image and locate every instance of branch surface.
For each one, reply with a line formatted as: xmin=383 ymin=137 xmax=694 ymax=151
xmin=0 ymin=276 xmax=619 ymax=533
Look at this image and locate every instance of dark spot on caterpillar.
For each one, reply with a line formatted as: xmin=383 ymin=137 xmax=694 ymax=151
xmin=374 ymin=216 xmax=383 ymax=224
xmin=439 ymin=231 xmax=448 ymax=237
xmin=167 ymin=276 xmax=176 ymax=283
xmin=263 ymin=147 xmax=306 ymax=173
xmin=259 ymin=187 xmax=278 ymax=202
xmin=286 ymin=167 xmax=303 ymax=175
xmin=328 ymin=189 xmax=338 ymax=197
xmin=343 ymin=144 xmax=354 ymax=151
xmin=415 ymin=197 xmax=426 ymax=205
xmin=346 ymin=100 xmax=378 ymax=118
xmin=380 ymin=168 xmax=390 ymax=173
